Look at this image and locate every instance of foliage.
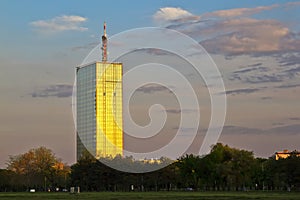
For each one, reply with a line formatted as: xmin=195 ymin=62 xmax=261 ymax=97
xmin=5 ymin=147 xmax=70 ymax=191
xmin=1 ymin=144 xmax=300 ymax=192
xmin=70 ymin=151 xmax=175 ymax=192
xmin=69 ymin=143 xmax=300 ymax=192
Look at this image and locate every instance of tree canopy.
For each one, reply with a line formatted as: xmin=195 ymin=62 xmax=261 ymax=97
xmin=1 ymin=144 xmax=300 ymax=192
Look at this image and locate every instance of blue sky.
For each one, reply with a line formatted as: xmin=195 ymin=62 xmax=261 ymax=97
xmin=0 ymin=1 xmax=300 ymax=167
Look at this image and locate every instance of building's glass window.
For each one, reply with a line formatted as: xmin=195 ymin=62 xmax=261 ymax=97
xmin=77 ymin=62 xmax=123 ymax=160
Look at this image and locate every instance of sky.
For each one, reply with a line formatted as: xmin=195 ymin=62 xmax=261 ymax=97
xmin=0 ymin=0 xmax=300 ymax=167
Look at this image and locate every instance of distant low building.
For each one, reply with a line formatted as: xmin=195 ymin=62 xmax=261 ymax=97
xmin=139 ymin=158 xmax=162 ymax=164
xmin=275 ymin=149 xmax=300 ymax=160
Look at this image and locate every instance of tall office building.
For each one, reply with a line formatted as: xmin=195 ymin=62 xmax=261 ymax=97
xmin=76 ymin=23 xmax=123 ymax=160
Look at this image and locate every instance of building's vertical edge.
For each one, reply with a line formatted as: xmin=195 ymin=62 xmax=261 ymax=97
xmin=76 ymin=67 xmax=80 ymax=161
xmin=120 ymin=63 xmax=124 ymax=157
xmin=95 ymin=62 xmax=98 ymax=159
xmin=76 ymin=66 xmax=85 ymax=161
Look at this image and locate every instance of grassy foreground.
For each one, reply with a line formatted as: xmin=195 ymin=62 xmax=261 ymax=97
xmin=0 ymin=191 xmax=299 ymax=200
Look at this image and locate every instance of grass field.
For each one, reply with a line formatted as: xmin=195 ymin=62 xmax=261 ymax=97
xmin=0 ymin=191 xmax=299 ymax=200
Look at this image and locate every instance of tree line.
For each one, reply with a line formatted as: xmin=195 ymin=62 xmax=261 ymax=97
xmin=0 ymin=143 xmax=299 ymax=192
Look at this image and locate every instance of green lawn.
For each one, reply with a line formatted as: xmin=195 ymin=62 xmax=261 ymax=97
xmin=0 ymin=191 xmax=299 ymax=200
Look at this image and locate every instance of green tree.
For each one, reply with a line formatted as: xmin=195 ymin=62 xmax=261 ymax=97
xmin=0 ymin=169 xmax=13 ymax=192
xmin=177 ymin=154 xmax=204 ymax=190
xmin=267 ymin=153 xmax=300 ymax=191
xmin=203 ymin=143 xmax=257 ymax=191
xmin=70 ymin=151 xmax=98 ymax=191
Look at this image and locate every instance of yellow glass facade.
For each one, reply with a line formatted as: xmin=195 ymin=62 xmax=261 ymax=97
xmin=76 ymin=62 xmax=123 ymax=160
xmin=95 ymin=62 xmax=123 ymax=158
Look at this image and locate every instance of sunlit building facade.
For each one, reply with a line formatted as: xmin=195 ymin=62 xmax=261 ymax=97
xmin=76 ymin=62 xmax=123 ymax=160
xmin=275 ymin=149 xmax=300 ymax=160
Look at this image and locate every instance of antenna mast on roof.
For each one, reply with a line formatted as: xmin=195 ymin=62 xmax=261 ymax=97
xmin=101 ymin=22 xmax=107 ymax=62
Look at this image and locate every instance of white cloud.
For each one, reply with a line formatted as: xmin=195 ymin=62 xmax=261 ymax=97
xmin=30 ymin=15 xmax=88 ymax=34
xmin=153 ymin=7 xmax=195 ymax=23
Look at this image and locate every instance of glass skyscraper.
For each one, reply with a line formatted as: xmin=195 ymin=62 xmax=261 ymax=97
xmin=76 ymin=61 xmax=123 ymax=160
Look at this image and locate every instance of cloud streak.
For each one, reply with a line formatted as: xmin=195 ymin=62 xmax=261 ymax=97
xmin=289 ymin=117 xmax=300 ymax=121
xmin=30 ymin=15 xmax=88 ymax=34
xmin=136 ymin=84 xmax=174 ymax=94
xmin=224 ymin=88 xmax=260 ymax=95
xmin=71 ymin=42 xmax=99 ymax=51
xmin=165 ymin=108 xmax=198 ymax=114
xmin=233 ymin=64 xmax=265 ymax=75
xmin=261 ymin=96 xmax=272 ymax=100
xmin=31 ymin=84 xmax=73 ymax=98
xmin=131 ymin=48 xmax=174 ymax=56
xmin=220 ymin=124 xmax=300 ymax=135
xmin=275 ymin=84 xmax=300 ymax=89
xmin=245 ymin=74 xmax=284 ymax=84
xmin=284 ymin=66 xmax=300 ymax=74
xmin=204 ymin=5 xmax=278 ymax=18
xmin=229 ymin=63 xmax=299 ymax=85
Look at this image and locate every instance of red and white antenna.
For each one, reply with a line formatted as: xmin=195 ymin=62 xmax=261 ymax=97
xmin=101 ymin=22 xmax=107 ymax=62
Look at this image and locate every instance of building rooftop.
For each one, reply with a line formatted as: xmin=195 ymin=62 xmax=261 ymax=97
xmin=275 ymin=150 xmax=300 ymax=160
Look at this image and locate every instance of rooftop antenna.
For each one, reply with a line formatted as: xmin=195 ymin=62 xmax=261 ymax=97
xmin=101 ymin=22 xmax=107 ymax=62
